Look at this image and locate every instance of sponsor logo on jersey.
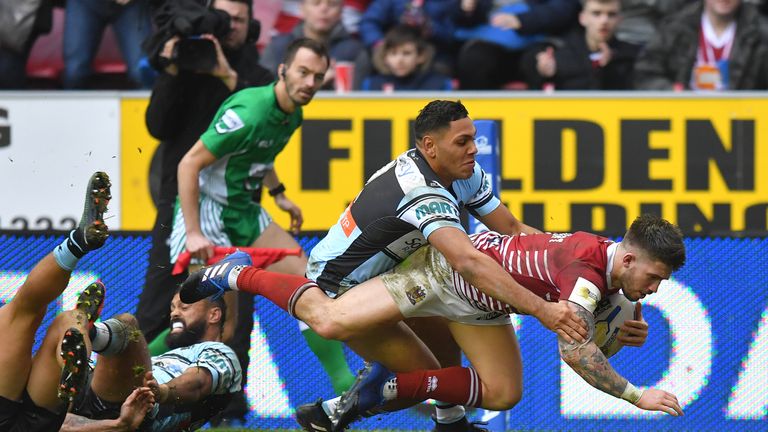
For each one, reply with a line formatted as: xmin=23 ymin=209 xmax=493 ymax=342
xmin=414 ymin=200 xmax=459 ymax=220
xmin=426 ymin=376 xmax=438 ymax=393
xmin=215 ymin=109 xmax=245 ymax=134
xmin=476 ymin=311 xmax=506 ymax=321
xmin=340 ymin=204 xmax=357 ymax=237
xmin=395 ymin=160 xmax=416 ymax=177
xmin=406 ymin=285 xmax=427 ymax=305
xmin=569 ymin=277 xmax=601 ymax=312
xmin=383 ymin=232 xmax=426 ymax=260
xmin=549 ymin=232 xmax=572 ymax=243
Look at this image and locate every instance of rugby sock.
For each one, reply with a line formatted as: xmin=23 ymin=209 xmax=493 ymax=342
xmin=393 ymin=367 xmax=483 ymax=407
xmin=53 ymin=229 xmax=87 ymax=271
xmin=435 ymin=403 xmax=466 ymax=424
xmin=236 ymin=268 xmax=317 ymax=317
xmin=300 ymin=324 xmax=356 ymax=395
xmin=89 ymin=318 xmax=129 ymax=355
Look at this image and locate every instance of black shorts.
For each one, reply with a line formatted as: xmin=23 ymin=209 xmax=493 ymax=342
xmin=0 ymin=391 xmax=66 ymax=432
xmin=71 ymin=385 xmax=122 ymax=421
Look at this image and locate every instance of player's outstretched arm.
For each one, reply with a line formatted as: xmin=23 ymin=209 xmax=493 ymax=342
xmin=478 ymin=203 xmax=542 ymax=235
xmin=558 ymin=301 xmax=683 ymax=416
xmin=60 ymin=387 xmax=155 ymax=431
xmin=430 ymin=227 xmax=587 ymax=343
xmin=145 ymin=368 xmax=214 ymax=407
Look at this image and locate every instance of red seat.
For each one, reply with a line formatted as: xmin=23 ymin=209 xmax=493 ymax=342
xmin=27 ymin=8 xmax=127 ymax=82
xmin=27 ymin=3 xmax=280 ymax=84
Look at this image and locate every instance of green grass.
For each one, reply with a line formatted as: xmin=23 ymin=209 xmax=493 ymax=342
xmin=207 ymin=429 xmax=405 ymax=432
xmin=207 ymin=429 xmax=298 ymax=432
xmin=207 ymin=430 xmax=387 ymax=432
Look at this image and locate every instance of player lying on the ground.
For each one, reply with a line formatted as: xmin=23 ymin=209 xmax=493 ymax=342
xmin=180 ymin=214 xmax=682 ymax=431
xmin=60 ymin=289 xmax=242 ymax=431
xmin=0 ymin=171 xmax=153 ymax=431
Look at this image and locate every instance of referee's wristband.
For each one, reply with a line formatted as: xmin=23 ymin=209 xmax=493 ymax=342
xmin=268 ymin=183 xmax=286 ymax=197
xmin=621 ymin=382 xmax=643 ymax=404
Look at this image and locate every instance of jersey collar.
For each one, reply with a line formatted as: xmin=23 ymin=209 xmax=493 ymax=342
xmin=605 ymin=241 xmax=618 ymax=288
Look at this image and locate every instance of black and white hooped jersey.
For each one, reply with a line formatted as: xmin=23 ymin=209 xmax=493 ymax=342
xmin=307 ymin=149 xmax=500 ymax=294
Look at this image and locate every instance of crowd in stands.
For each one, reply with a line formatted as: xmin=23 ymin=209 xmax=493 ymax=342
xmin=1 ymin=0 xmax=767 ymax=91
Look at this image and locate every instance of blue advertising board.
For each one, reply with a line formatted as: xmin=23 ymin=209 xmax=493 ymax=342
xmin=0 ymin=233 xmax=766 ymax=430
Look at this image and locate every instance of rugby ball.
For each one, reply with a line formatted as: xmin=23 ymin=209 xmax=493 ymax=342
xmin=593 ymin=292 xmax=637 ymax=358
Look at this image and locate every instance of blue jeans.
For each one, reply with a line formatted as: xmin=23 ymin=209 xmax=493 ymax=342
xmin=0 ymin=48 xmax=27 ymax=89
xmin=63 ymin=0 xmax=151 ymax=88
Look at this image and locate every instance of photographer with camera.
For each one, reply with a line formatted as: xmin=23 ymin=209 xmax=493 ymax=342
xmin=136 ymin=0 xmax=271 ymax=425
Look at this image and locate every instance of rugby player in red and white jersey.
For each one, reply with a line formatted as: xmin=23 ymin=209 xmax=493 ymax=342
xmin=180 ymin=213 xmax=684 ymax=430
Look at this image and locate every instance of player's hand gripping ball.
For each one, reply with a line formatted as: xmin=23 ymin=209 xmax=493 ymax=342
xmin=593 ymin=292 xmax=637 ymax=357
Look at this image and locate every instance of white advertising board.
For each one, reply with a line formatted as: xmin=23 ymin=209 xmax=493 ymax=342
xmin=0 ymin=94 xmax=122 ymax=230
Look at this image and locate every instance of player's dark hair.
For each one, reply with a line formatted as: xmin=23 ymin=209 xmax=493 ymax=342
xmin=624 ymin=214 xmax=686 ymax=271
xmin=414 ymin=100 xmax=469 ymax=141
xmin=208 ymin=296 xmax=227 ymax=332
xmin=282 ymin=37 xmax=330 ymax=69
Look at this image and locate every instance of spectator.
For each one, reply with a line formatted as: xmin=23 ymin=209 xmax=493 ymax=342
xmin=616 ymin=0 xmax=691 ymax=46
xmin=261 ymin=0 xmax=366 ymax=89
xmin=361 ymin=24 xmax=452 ymax=90
xmin=521 ymin=0 xmax=640 ymax=90
xmin=635 ymin=0 xmax=768 ymax=90
xmin=456 ymin=0 xmax=581 ymax=89
xmin=0 ymin=0 xmax=54 ymax=89
xmin=359 ymin=0 xmax=491 ymax=75
xmin=273 ymin=0 xmax=373 ymax=34
xmin=136 ymin=0 xmax=272 ymax=425
xmin=63 ymin=0 xmax=152 ymax=89
xmin=342 ymin=0 xmax=374 ymax=33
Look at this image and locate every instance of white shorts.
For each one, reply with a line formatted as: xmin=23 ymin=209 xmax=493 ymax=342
xmin=381 ymin=246 xmax=512 ymax=326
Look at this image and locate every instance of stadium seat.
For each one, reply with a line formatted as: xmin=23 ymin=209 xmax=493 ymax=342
xmin=27 ymin=8 xmax=127 ymax=84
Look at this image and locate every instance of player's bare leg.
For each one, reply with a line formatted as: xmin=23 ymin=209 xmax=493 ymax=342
xmin=27 ymin=282 xmax=105 ymax=410
xmin=26 ymin=310 xmax=93 ymax=410
xmin=0 ymin=171 xmax=110 ymax=402
xmin=253 ymin=222 xmax=356 ymax=394
xmin=447 ymin=322 xmax=523 ymax=410
xmin=89 ymin=314 xmax=152 ymax=404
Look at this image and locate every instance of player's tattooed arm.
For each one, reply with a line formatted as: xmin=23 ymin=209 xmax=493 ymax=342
xmin=61 ymin=413 xmax=128 ymax=432
xmin=557 ymin=301 xmax=628 ymax=399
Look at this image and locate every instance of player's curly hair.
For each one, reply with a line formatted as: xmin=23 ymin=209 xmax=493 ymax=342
xmin=624 ymin=214 xmax=686 ymax=271
xmin=414 ymin=100 xmax=469 ymax=141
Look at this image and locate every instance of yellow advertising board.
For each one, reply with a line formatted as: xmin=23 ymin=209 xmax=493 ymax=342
xmin=120 ymin=97 xmax=160 ymax=230
xmin=121 ymin=96 xmax=768 ymax=234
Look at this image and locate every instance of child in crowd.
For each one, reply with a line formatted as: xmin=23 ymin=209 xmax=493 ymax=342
xmin=521 ymin=0 xmax=639 ymax=90
xmin=361 ymin=25 xmax=452 ymax=91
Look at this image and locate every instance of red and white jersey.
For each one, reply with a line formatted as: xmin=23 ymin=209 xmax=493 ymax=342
xmin=452 ymin=231 xmax=620 ymax=315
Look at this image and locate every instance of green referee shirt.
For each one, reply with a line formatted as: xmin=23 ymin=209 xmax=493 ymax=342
xmin=198 ymin=82 xmax=303 ymax=211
